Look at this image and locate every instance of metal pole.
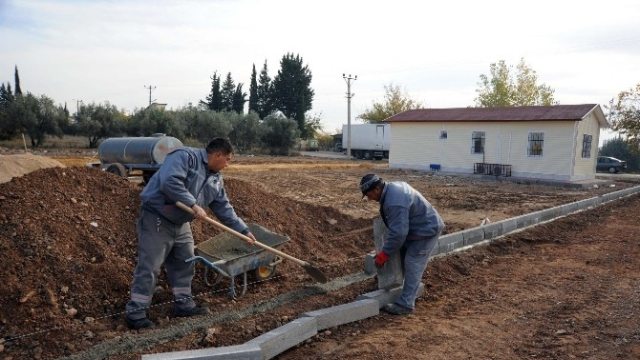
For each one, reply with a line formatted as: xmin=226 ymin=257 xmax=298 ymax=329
xmin=72 ymin=99 xmax=83 ymax=114
xmin=343 ymin=74 xmax=357 ymax=159
xmin=144 ymin=85 xmax=157 ymax=106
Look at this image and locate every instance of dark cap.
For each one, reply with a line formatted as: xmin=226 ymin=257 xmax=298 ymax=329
xmin=359 ymin=174 xmax=381 ymax=197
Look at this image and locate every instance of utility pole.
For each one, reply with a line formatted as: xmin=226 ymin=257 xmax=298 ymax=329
xmin=72 ymin=99 xmax=83 ymax=114
xmin=343 ymin=74 xmax=357 ymax=159
xmin=144 ymin=85 xmax=157 ymax=106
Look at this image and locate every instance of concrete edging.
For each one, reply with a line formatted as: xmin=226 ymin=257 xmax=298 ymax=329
xmin=435 ymin=185 xmax=640 ymax=255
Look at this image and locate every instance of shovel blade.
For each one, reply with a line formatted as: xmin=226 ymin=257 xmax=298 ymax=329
xmin=304 ymin=264 xmax=328 ymax=283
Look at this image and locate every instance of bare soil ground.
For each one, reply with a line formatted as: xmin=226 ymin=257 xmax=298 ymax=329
xmin=280 ymin=195 xmax=640 ymax=359
xmin=0 ymin=154 xmax=638 ymax=359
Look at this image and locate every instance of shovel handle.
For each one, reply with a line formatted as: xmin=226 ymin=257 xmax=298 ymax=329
xmin=176 ymin=201 xmax=308 ymax=267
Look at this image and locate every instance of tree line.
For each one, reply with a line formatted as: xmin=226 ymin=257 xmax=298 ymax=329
xmin=0 ymin=53 xmax=316 ymax=154
xmin=2 ymin=56 xmax=639 ymax=162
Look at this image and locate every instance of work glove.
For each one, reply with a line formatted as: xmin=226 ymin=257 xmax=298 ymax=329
xmin=374 ymin=251 xmax=389 ymax=268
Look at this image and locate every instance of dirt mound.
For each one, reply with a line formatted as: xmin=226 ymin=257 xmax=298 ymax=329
xmin=0 ymin=154 xmax=65 ymax=183
xmin=0 ymin=167 xmax=372 ymax=358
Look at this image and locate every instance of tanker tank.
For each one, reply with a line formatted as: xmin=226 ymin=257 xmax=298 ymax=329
xmin=98 ymin=135 xmax=183 ymax=166
xmin=97 ymin=135 xmax=183 ymax=182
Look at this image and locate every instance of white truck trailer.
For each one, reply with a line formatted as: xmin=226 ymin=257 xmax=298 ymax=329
xmin=341 ymin=123 xmax=390 ymax=160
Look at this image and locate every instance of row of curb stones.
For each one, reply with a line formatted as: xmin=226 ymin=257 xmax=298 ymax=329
xmin=432 ymin=184 xmax=640 ymax=256
xmin=142 ymin=285 xmax=424 ymax=360
xmin=143 ymin=185 xmax=640 ymax=360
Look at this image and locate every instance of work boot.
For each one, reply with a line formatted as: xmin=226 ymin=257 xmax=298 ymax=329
xmin=382 ymin=303 xmax=413 ymax=315
xmin=126 ymin=316 xmax=155 ymax=330
xmin=172 ymin=304 xmax=209 ymax=318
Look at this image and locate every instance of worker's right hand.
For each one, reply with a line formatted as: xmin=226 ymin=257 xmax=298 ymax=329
xmin=191 ymin=204 xmax=207 ymax=219
xmin=245 ymin=232 xmax=257 ymax=245
xmin=375 ymin=251 xmax=389 ymax=268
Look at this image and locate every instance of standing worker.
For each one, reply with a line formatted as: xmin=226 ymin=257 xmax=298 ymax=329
xmin=125 ymin=138 xmax=256 ymax=330
xmin=360 ymin=173 xmax=444 ymax=315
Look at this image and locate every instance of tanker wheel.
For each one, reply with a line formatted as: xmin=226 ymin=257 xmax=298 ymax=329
xmin=105 ymin=163 xmax=127 ymax=177
xmin=254 ymin=265 xmax=276 ymax=281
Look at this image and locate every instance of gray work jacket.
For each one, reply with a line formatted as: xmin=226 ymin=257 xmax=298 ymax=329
xmin=379 ymin=181 xmax=445 ymax=255
xmin=140 ymin=147 xmax=248 ymax=233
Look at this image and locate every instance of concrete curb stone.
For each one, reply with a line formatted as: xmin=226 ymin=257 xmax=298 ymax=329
xmin=141 ymin=344 xmax=262 ymax=360
xmin=302 ymin=299 xmax=379 ymax=331
xmin=436 ymin=232 xmax=463 ymax=255
xmin=246 ymin=317 xmax=317 ymax=359
xmin=462 ymin=227 xmax=485 ymax=246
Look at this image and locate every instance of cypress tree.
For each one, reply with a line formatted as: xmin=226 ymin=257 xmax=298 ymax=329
xmin=6 ymin=83 xmax=13 ymax=101
xmin=248 ymin=64 xmax=258 ymax=114
xmin=0 ymin=83 xmax=12 ymax=105
xmin=202 ymin=72 xmax=222 ymax=111
xmin=232 ymin=84 xmax=247 ymax=114
xmin=14 ymin=65 xmax=22 ymax=96
xmin=257 ymin=60 xmax=273 ymax=119
xmin=220 ymin=73 xmax=235 ymax=112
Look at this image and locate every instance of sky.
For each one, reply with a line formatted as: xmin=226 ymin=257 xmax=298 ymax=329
xmin=1 ymin=0 xmax=639 ymax=141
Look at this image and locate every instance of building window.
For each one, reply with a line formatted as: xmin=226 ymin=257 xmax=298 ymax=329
xmin=582 ymin=134 xmax=592 ymax=158
xmin=471 ymin=131 xmax=485 ymax=154
xmin=440 ymin=130 xmax=447 ymax=139
xmin=527 ymin=132 xmax=544 ymax=156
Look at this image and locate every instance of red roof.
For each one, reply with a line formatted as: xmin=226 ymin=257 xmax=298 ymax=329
xmin=385 ymin=104 xmax=599 ymax=122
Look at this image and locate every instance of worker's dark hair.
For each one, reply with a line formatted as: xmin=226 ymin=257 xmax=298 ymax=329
xmin=206 ymin=138 xmax=234 ymax=155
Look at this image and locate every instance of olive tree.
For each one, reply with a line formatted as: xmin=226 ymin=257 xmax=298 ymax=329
xmin=10 ymin=93 xmax=67 ymax=147
xmin=74 ymin=102 xmax=126 ymax=148
xmin=358 ymin=84 xmax=423 ymax=123
xmin=261 ymin=112 xmax=299 ymax=155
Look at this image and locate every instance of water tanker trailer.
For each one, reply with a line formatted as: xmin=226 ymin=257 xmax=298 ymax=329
xmin=95 ymin=134 xmax=183 ymax=183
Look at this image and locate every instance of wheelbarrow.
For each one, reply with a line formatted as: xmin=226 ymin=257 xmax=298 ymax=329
xmin=186 ymin=223 xmax=290 ymax=298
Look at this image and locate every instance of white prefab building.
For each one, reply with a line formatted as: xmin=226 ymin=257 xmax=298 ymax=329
xmin=385 ymin=104 xmax=608 ymax=182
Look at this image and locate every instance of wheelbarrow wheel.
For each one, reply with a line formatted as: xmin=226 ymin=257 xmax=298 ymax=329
xmin=254 ymin=265 xmax=276 ymax=281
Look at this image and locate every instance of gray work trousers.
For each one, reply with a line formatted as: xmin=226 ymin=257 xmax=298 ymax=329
xmin=125 ymin=209 xmax=196 ymax=320
xmin=395 ymin=235 xmax=438 ymax=310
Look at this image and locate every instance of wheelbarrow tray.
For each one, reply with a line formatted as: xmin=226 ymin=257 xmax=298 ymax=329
xmin=195 ymin=223 xmax=289 ymax=277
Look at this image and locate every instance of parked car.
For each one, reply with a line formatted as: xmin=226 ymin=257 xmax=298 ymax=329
xmin=596 ymin=156 xmax=627 ymax=173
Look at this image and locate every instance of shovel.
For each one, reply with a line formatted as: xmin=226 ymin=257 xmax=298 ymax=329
xmin=176 ymin=201 xmax=328 ymax=283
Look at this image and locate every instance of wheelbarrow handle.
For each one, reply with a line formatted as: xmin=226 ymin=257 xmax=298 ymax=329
xmin=185 ymin=256 xmax=230 ymax=278
xmin=176 ymin=201 xmax=308 ymax=267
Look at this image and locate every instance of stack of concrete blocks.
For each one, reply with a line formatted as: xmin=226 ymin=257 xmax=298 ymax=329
xmin=363 ymin=217 xmax=404 ymax=289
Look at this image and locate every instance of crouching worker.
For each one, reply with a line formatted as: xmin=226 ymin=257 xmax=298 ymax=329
xmin=360 ymin=174 xmax=444 ymax=315
xmin=125 ymin=138 xmax=256 ymax=330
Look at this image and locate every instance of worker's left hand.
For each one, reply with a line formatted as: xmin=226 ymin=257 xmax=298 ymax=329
xmin=245 ymin=232 xmax=257 ymax=245
xmin=374 ymin=251 xmax=389 ymax=268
